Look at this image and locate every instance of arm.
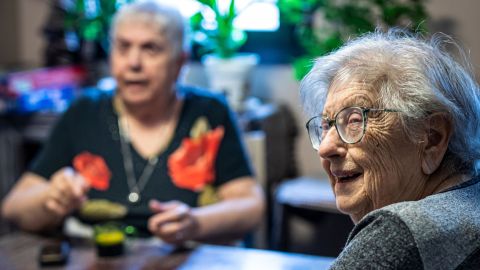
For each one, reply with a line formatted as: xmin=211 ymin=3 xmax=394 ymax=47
xmin=192 ymin=176 xmax=264 ymax=242
xmin=148 ymin=176 xmax=264 ymax=244
xmin=1 ymin=169 xmax=89 ymax=232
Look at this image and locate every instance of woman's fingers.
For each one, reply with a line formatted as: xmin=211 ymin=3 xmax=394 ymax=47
xmin=152 ymin=218 xmax=193 ymax=243
xmin=148 ymin=201 xmax=195 ymax=243
xmin=45 ymin=167 xmax=89 ymax=217
xmin=149 ymin=203 xmax=188 ymax=228
xmin=45 ymin=199 xmax=68 ymax=216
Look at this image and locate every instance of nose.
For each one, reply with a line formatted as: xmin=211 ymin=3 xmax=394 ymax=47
xmin=318 ymin=127 xmax=347 ymax=160
xmin=127 ymin=48 xmax=142 ymax=71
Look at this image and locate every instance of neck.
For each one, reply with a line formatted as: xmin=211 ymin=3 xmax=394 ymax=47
xmin=421 ymin=164 xmax=470 ymax=197
xmin=115 ymin=90 xmax=179 ymax=126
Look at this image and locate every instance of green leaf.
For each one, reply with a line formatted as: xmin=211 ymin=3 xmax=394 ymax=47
xmin=75 ymin=0 xmax=85 ymax=15
xmin=293 ymin=57 xmax=315 ymax=81
xmin=191 ymin=0 xmax=249 ymax=58
xmin=278 ymin=0 xmax=428 ymax=80
xmin=197 ymin=0 xmax=216 ymax=9
xmin=227 ymin=0 xmax=236 ymax=23
xmin=190 ymin=11 xmax=204 ymax=31
xmin=231 ymin=28 xmax=246 ymax=46
xmin=83 ymin=20 xmax=102 ymax=41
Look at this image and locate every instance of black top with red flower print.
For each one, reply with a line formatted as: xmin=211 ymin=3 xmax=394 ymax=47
xmin=29 ymin=86 xmax=253 ymax=235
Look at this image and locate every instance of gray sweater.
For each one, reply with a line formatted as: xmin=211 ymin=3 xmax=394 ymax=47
xmin=330 ymin=177 xmax=480 ymax=270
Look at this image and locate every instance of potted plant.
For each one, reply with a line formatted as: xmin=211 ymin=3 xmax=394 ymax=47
xmin=277 ymin=0 xmax=428 ymax=80
xmin=63 ymin=0 xmax=135 ymax=58
xmin=57 ymin=0 xmax=133 ymax=82
xmin=190 ymin=0 xmax=259 ymax=111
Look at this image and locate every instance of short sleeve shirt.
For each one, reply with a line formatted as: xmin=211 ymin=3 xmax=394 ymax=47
xmin=29 ymin=86 xmax=253 ymax=233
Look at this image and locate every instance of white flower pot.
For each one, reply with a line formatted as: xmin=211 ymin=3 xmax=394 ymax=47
xmin=202 ymin=53 xmax=259 ymax=111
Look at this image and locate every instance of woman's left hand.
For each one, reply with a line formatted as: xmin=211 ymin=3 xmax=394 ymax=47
xmin=147 ymin=199 xmax=200 ymax=244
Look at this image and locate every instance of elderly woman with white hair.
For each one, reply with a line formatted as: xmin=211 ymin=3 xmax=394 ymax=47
xmin=300 ymin=30 xmax=480 ymax=269
xmin=2 ymin=1 xmax=264 ymax=244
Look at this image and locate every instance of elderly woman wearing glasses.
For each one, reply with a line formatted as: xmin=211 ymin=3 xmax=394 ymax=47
xmin=301 ymin=30 xmax=480 ymax=269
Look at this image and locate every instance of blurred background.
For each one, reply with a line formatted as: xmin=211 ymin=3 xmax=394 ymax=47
xmin=0 ymin=0 xmax=479 ymax=257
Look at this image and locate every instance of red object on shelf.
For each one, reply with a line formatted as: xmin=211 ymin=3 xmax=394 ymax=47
xmin=6 ymin=65 xmax=86 ymax=97
xmin=1 ymin=65 xmax=87 ymax=113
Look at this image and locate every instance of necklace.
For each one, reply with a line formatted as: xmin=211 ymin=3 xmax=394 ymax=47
xmin=114 ymin=92 xmax=181 ymax=204
xmin=118 ymin=117 xmax=159 ymax=204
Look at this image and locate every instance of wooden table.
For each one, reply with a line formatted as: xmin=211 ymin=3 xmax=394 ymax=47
xmin=0 ymin=232 xmax=334 ymax=270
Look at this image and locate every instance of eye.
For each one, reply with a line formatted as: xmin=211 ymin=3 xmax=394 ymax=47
xmin=320 ymin=118 xmax=331 ymax=130
xmin=143 ymin=43 xmax=164 ymax=55
xmin=347 ymin=111 xmax=363 ymax=125
xmin=114 ymin=40 xmax=130 ymax=54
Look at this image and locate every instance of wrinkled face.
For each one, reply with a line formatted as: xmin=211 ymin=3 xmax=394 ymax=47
xmin=318 ymin=81 xmax=427 ymax=223
xmin=111 ymin=21 xmax=183 ymax=106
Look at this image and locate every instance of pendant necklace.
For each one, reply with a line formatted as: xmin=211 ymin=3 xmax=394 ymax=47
xmin=115 ymin=92 xmax=180 ymax=204
xmin=118 ymin=117 xmax=160 ymax=204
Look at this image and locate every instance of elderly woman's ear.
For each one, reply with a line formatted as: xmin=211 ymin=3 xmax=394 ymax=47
xmin=420 ymin=113 xmax=453 ymax=175
xmin=173 ymin=51 xmax=189 ymax=78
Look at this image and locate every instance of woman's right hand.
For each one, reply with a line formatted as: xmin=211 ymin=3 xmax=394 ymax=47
xmin=44 ymin=167 xmax=90 ymax=218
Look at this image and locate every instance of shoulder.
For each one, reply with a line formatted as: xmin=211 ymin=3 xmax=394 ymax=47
xmin=66 ymin=92 xmax=112 ymax=116
xmin=349 ymin=209 xmax=416 ymax=246
xmin=180 ymin=85 xmax=229 ymax=111
xmin=381 ymin=178 xmax=480 ymax=233
xmin=331 ymin=210 xmax=422 ymax=269
xmin=368 ymin=179 xmax=480 ymax=269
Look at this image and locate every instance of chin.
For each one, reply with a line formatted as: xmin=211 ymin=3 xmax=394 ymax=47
xmin=335 ymin=196 xmax=370 ymax=221
xmin=335 ymin=197 xmax=354 ymax=215
xmin=120 ymin=92 xmax=153 ymax=107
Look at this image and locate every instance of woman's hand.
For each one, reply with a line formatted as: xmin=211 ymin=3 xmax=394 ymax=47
xmin=44 ymin=167 xmax=90 ymax=218
xmin=148 ymin=200 xmax=200 ymax=244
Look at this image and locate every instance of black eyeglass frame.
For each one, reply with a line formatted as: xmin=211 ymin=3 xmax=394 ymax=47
xmin=305 ymin=106 xmax=400 ymax=149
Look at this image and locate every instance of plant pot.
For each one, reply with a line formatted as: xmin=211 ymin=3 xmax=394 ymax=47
xmin=202 ymin=53 xmax=259 ymax=111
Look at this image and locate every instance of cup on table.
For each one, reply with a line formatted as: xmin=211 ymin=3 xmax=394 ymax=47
xmin=94 ymin=222 xmax=125 ymax=257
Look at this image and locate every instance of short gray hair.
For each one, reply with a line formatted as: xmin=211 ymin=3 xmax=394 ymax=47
xmin=111 ymin=1 xmax=188 ymax=58
xmin=300 ymin=29 xmax=480 ymax=175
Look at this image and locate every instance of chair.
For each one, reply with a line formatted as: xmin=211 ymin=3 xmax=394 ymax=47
xmin=272 ymin=177 xmax=354 ymax=256
xmin=0 ymin=119 xmax=24 ymax=235
xmin=240 ymin=103 xmax=298 ymax=248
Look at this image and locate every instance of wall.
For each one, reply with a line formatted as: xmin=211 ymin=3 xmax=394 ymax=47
xmin=1 ymin=0 xmax=479 ymax=178
xmin=0 ymin=0 xmax=48 ymax=70
xmin=18 ymin=0 xmax=49 ymax=68
xmin=0 ymin=0 xmax=19 ymax=70
xmin=427 ymin=0 xmax=480 ymax=81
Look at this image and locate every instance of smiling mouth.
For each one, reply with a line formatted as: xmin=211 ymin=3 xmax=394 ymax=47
xmin=336 ymin=172 xmax=362 ymax=183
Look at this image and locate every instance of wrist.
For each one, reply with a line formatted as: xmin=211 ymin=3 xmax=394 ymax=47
xmin=189 ymin=209 xmax=202 ymax=240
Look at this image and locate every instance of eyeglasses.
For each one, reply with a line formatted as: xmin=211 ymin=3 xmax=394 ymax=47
xmin=306 ymin=106 xmax=400 ymax=150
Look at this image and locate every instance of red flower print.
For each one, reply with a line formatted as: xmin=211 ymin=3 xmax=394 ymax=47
xmin=168 ymin=126 xmax=225 ymax=191
xmin=73 ymin=151 xmax=111 ymax=191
